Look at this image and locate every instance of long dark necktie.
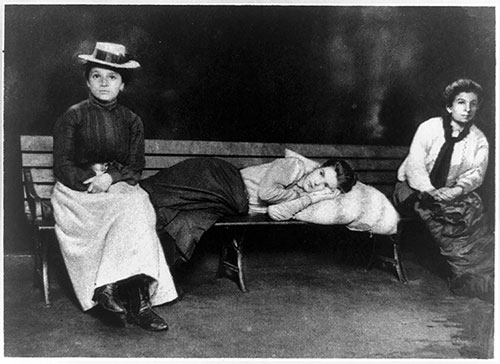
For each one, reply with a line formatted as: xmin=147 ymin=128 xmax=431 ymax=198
xmin=429 ymin=117 xmax=471 ymax=189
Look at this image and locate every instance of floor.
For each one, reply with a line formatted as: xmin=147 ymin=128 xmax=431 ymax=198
xmin=2 ymin=225 xmax=495 ymax=361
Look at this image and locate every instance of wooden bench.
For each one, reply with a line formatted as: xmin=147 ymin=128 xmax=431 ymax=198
xmin=21 ymin=135 xmax=410 ymax=306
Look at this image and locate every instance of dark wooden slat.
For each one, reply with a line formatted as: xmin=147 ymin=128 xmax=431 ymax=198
xmin=143 ymin=156 xmax=404 ymax=171
xmin=29 ymin=169 xmax=166 ymax=183
xmin=21 ymin=155 xmax=288 ymax=170
xmin=356 ymin=171 xmax=398 ymax=185
xmin=141 ymin=170 xmax=398 ymax=186
xmin=25 ymin=183 xmax=396 ymax=201
xmin=145 ymin=139 xmax=409 ymax=158
xmin=28 ymin=181 xmax=396 ymax=199
xmin=27 ymin=183 xmax=396 ymax=201
xmin=24 ymin=153 xmax=404 ymax=172
xmin=32 ymin=168 xmax=167 ymax=183
xmin=195 ymin=169 xmax=387 ymax=184
xmin=143 ymin=156 xmax=279 ymax=169
xmin=28 ymin=166 xmax=164 ymax=182
xmin=216 ymin=213 xmax=306 ymax=226
xmin=21 ymin=135 xmax=409 ymax=158
xmin=146 ymin=139 xmax=282 ymax=156
xmin=344 ymin=159 xmax=402 ymax=170
xmin=29 ymin=165 xmax=399 ymax=186
xmin=27 ymin=164 xmax=400 ymax=190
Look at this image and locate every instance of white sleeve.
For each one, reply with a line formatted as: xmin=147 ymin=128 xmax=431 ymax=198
xmin=267 ymin=195 xmax=313 ymax=221
xmin=258 ymin=158 xmax=306 ymax=204
xmin=403 ymin=121 xmax=437 ymax=192
xmin=454 ymin=137 xmax=489 ymax=193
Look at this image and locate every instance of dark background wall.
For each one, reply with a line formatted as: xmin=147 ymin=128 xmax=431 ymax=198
xmin=3 ymin=5 xmax=496 ymax=253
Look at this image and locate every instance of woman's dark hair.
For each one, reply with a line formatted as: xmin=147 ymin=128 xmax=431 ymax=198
xmin=443 ymin=79 xmax=483 ymax=107
xmin=321 ymin=159 xmax=357 ymax=193
xmin=84 ymin=62 xmax=133 ymax=85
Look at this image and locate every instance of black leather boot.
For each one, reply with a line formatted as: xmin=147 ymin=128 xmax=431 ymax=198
xmin=93 ymin=283 xmax=126 ymax=314
xmin=125 ymin=277 xmax=169 ymax=332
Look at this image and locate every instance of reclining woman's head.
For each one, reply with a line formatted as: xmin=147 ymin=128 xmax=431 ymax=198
xmin=300 ymin=158 xmax=357 ymax=194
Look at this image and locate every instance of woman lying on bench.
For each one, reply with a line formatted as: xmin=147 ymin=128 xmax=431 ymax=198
xmin=140 ymin=151 xmax=399 ymax=267
xmin=240 ymin=152 xmax=356 ymax=219
xmin=241 ymin=149 xmax=399 ymax=238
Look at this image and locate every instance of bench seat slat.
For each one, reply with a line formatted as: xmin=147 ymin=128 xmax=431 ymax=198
xmin=216 ymin=213 xmax=307 ymax=226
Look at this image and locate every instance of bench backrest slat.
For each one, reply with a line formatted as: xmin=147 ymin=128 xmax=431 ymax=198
xmin=21 ymin=135 xmax=409 ymax=158
xmin=23 ymin=154 xmax=405 ymax=172
xmin=144 ymin=139 xmax=409 ymax=158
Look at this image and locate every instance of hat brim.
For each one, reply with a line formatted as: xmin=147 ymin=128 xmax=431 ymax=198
xmin=78 ymin=54 xmax=140 ymax=69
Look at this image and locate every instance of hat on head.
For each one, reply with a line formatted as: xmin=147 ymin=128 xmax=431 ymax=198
xmin=78 ymin=42 xmax=140 ymax=69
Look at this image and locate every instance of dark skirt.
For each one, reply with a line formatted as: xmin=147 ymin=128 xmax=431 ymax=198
xmin=140 ymin=157 xmax=249 ymax=263
xmin=393 ymin=181 xmax=494 ymax=302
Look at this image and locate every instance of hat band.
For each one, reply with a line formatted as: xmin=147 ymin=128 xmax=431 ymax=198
xmin=95 ymin=49 xmax=129 ymax=65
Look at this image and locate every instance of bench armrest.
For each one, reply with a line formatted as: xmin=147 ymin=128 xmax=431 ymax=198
xmin=22 ymin=167 xmax=45 ymax=225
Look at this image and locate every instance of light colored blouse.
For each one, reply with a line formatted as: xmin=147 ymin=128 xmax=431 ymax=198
xmin=240 ymin=157 xmax=310 ymax=216
xmin=397 ymin=117 xmax=489 ymax=194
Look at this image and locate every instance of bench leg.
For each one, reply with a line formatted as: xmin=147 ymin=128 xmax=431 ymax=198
xmin=33 ymin=227 xmax=52 ymax=307
xmin=216 ymin=228 xmax=248 ymax=292
xmin=392 ymin=234 xmax=408 ymax=283
xmin=365 ymin=234 xmax=377 ymax=271
xmin=366 ymin=234 xmax=408 ymax=283
xmin=216 ymin=233 xmax=229 ymax=279
xmin=41 ymin=232 xmax=51 ymax=306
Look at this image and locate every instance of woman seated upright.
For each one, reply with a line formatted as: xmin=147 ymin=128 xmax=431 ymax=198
xmin=51 ymin=42 xmax=178 ymax=331
xmin=393 ymin=78 xmax=493 ymax=302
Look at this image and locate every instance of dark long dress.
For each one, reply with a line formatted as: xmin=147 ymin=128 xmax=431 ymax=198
xmin=394 ymin=181 xmax=494 ymax=302
xmin=140 ymin=157 xmax=249 ymax=263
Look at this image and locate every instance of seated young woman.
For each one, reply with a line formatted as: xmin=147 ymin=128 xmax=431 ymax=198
xmin=52 ymin=42 xmax=177 ymax=332
xmin=393 ymin=78 xmax=493 ymax=302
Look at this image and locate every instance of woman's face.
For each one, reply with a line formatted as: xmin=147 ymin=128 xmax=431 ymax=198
xmin=446 ymin=92 xmax=479 ymax=124
xmin=301 ymin=166 xmax=338 ymax=193
xmin=87 ymin=66 xmax=124 ymax=102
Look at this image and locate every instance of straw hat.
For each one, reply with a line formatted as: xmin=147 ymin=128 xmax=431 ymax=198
xmin=78 ymin=42 xmax=140 ymax=69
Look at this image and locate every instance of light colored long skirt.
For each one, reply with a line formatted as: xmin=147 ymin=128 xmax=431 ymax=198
xmin=51 ymin=181 xmax=178 ymax=311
